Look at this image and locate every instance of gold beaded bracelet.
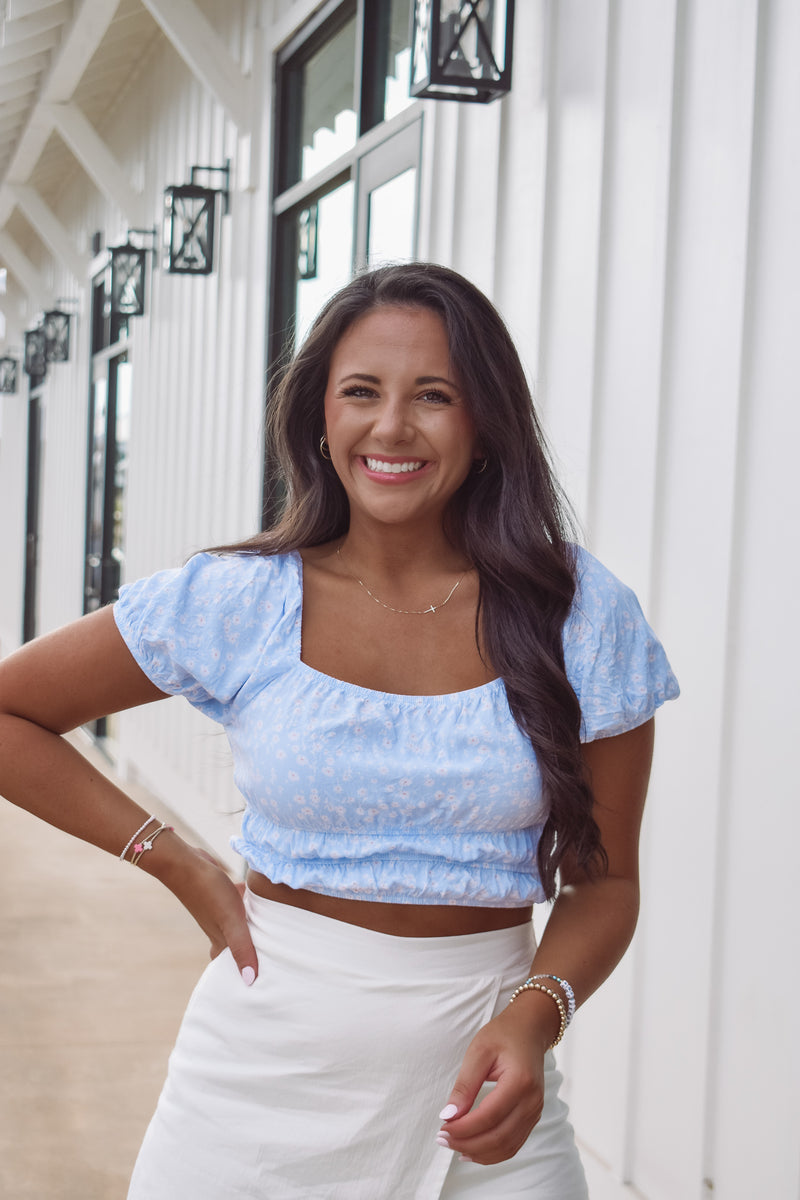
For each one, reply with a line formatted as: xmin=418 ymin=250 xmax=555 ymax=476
xmin=507 ymin=980 xmax=568 ymax=1048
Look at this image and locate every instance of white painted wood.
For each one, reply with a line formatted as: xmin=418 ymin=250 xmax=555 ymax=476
xmin=0 ymin=228 xmax=47 ymax=308
xmin=491 ymin=0 xmax=549 ymax=383
xmin=44 ymin=102 xmax=147 ymax=229
xmin=701 ymin=1 xmax=800 ymax=1195
xmin=39 ymin=0 xmax=120 ymax=104
xmin=8 ymin=183 xmax=88 ymax=281
xmin=1 ymin=105 xmax=54 ymax=185
xmin=535 ymin=0 xmax=610 ymax=519
xmin=0 ymin=388 xmax=28 ymax=656
xmin=141 ymin=0 xmax=252 ymax=133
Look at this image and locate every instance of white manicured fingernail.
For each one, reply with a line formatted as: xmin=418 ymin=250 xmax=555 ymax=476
xmin=439 ymin=1103 xmax=458 ymax=1120
xmin=241 ymin=966 xmax=256 ymax=986
xmin=436 ymin=1136 xmax=451 ymax=1148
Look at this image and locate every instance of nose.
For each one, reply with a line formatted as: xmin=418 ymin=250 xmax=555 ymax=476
xmin=372 ymin=395 xmax=412 ymax=443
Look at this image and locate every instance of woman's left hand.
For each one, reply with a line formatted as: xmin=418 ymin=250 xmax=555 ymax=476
xmin=436 ymin=1003 xmax=552 ymax=1164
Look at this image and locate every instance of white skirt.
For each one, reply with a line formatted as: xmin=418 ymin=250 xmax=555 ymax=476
xmin=128 ymin=890 xmax=587 ymax=1200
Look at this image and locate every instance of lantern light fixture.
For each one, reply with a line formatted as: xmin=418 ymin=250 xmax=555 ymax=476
xmin=43 ymin=308 xmax=71 ymax=363
xmin=410 ymin=0 xmax=515 ymax=104
xmin=24 ymin=327 xmax=47 ymax=379
xmin=109 ymin=229 xmax=157 ymax=319
xmin=0 ymin=354 xmax=19 ymax=394
xmin=163 ymin=161 xmax=231 ymax=275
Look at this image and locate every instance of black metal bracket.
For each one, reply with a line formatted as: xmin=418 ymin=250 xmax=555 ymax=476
xmin=189 ymin=160 xmax=232 ymax=214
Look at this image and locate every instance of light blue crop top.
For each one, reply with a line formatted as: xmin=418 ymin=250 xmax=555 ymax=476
xmin=113 ymin=548 xmax=678 ymax=907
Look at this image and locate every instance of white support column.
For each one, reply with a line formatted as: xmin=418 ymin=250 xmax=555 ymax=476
xmin=0 ymin=231 xmax=48 ymax=312
xmin=43 ymin=102 xmax=147 ymax=228
xmin=140 ymin=0 xmax=252 ymax=133
xmin=8 ymin=184 xmax=88 ymax=283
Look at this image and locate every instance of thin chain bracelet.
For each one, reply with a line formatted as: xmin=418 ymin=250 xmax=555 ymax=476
xmin=507 ymin=980 xmax=567 ymax=1048
xmin=130 ymin=823 xmax=174 ymax=866
xmin=530 ymin=974 xmax=576 ymax=1026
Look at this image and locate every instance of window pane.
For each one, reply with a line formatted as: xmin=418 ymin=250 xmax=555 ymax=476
xmin=367 ymin=167 xmax=416 ymax=267
xmin=300 ymin=17 xmax=357 ymax=181
xmin=383 ymin=0 xmax=414 ymax=121
xmin=295 ymin=180 xmax=355 ymax=347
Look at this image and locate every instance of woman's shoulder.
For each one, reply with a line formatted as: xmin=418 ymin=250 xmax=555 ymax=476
xmin=115 ymin=548 xmax=302 ymax=638
xmin=179 ymin=548 xmax=300 ymax=591
xmin=569 ymin=544 xmax=636 ymax=610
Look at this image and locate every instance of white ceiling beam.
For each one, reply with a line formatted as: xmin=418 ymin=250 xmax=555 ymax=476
xmin=0 ymin=50 xmax=52 ymax=80
xmin=43 ymin=102 xmax=147 ymax=228
xmin=40 ymin=0 xmax=122 ymax=104
xmin=140 ymin=0 xmax=252 ymax=133
xmin=1 ymin=2 xmax=72 ymax=48
xmin=0 ymin=230 xmax=47 ymax=311
xmin=8 ymin=184 xmax=88 ymax=282
xmin=2 ymin=103 xmax=53 ymax=183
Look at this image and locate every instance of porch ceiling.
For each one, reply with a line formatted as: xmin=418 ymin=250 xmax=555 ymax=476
xmin=0 ymin=0 xmax=164 ymax=243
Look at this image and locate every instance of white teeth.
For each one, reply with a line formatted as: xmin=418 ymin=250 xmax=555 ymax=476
xmin=365 ymin=458 xmax=425 ymax=474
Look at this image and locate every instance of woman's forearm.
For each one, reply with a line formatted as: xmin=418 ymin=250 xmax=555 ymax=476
xmin=0 ymin=712 xmax=154 ymax=857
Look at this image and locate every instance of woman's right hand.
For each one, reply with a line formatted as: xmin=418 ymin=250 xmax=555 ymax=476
xmin=148 ymin=838 xmax=259 ymax=985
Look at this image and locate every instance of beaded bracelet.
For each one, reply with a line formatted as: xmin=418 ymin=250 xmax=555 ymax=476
xmin=530 ymin=974 xmax=576 ymax=1027
xmin=130 ymin=823 xmax=174 ymax=866
xmin=119 ymin=816 xmax=158 ymax=862
xmin=507 ymin=980 xmax=567 ymax=1048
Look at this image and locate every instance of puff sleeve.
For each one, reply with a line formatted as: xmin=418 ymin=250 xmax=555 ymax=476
xmin=113 ymin=552 xmax=272 ymax=724
xmin=564 ymin=548 xmax=679 ymax=742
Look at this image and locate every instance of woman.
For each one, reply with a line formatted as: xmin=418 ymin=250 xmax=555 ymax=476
xmin=0 ymin=264 xmax=678 ymax=1198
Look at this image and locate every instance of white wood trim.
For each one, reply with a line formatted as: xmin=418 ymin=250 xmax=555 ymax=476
xmin=140 ymin=0 xmax=253 ymax=133
xmin=0 ymin=229 xmax=47 ymax=311
xmin=8 ymin=184 xmax=88 ymax=283
xmin=40 ymin=0 xmax=121 ymax=104
xmin=44 ymin=102 xmax=147 ymax=229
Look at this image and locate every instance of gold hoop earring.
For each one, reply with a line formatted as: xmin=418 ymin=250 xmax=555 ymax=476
xmin=319 ymin=435 xmax=331 ymax=461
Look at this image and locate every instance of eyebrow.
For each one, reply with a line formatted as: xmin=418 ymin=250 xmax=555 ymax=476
xmin=339 ymin=372 xmax=461 ymax=390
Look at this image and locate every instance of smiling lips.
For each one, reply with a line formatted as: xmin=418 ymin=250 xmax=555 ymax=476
xmin=363 ymin=457 xmax=426 ymax=475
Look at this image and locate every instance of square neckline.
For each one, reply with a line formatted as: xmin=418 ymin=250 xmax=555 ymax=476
xmin=289 ymin=550 xmax=504 ymax=703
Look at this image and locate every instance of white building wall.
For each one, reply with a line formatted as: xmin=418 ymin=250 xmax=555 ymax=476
xmin=0 ymin=1 xmax=797 ymax=1196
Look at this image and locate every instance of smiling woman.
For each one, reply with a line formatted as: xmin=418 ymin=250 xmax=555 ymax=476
xmin=0 ymin=263 xmax=678 ymax=1199
xmin=322 ymin=306 xmax=483 ymax=535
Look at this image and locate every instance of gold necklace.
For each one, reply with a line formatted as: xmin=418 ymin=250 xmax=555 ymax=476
xmin=336 ymin=545 xmax=468 ymax=615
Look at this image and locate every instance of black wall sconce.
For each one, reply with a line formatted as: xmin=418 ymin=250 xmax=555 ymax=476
xmin=0 ymin=355 xmax=19 ymax=394
xmin=24 ymin=327 xmax=47 ymax=379
xmin=109 ymin=229 xmax=157 ymax=318
xmin=163 ymin=161 xmax=231 ymax=275
xmin=410 ymin=0 xmax=515 ymax=103
xmin=43 ymin=308 xmax=72 ymax=363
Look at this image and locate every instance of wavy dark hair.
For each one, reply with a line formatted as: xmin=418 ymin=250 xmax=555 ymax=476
xmin=220 ymin=263 xmax=605 ymax=898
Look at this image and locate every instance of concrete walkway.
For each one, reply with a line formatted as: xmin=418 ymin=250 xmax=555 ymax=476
xmin=0 ymin=742 xmax=208 ymax=1200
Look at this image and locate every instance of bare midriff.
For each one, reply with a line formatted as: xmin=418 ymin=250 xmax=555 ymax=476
xmin=246 ymin=871 xmax=533 ymax=937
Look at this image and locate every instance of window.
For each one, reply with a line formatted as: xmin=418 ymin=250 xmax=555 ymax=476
xmin=269 ymin=0 xmax=421 ymax=361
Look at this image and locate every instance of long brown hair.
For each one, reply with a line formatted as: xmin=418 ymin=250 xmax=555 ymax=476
xmin=221 ymin=263 xmax=606 ymax=898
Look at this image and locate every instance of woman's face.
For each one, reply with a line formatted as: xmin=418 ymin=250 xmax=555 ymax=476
xmin=323 ymin=306 xmax=482 ymax=532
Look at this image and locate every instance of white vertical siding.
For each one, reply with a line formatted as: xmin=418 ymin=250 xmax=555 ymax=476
xmin=703 ymin=2 xmax=800 ymax=1195
xmin=0 ymin=392 xmax=29 ymax=654
xmin=422 ymin=1 xmax=797 ymax=1196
